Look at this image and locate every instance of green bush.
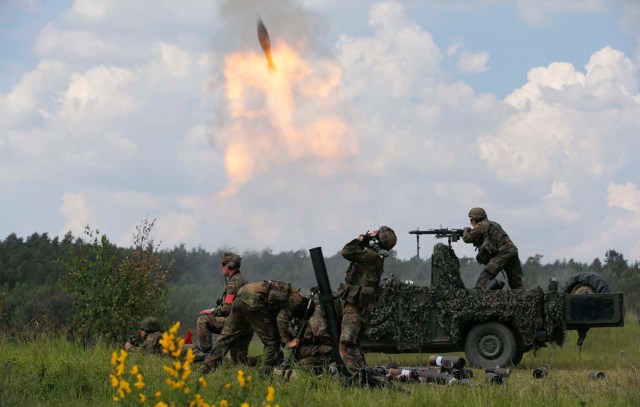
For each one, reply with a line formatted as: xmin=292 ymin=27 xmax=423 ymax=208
xmin=65 ymin=219 xmax=171 ymax=345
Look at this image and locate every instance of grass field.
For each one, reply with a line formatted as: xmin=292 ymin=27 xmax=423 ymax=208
xmin=1 ymin=316 xmax=638 ymax=407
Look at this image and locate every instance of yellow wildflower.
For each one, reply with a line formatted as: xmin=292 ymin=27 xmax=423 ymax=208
xmin=219 ymin=400 xmax=228 ymax=407
xmin=185 ymin=348 xmax=195 ymax=363
xmin=110 ymin=374 xmax=119 ymax=388
xmin=198 ymin=376 xmax=207 ymax=388
xmin=240 ymin=403 xmax=249 ymax=407
xmin=155 ymin=391 xmax=162 ymax=398
xmin=224 ymin=383 xmax=231 ymax=389
xmin=134 ymin=374 xmax=145 ymax=390
xmin=266 ymin=385 xmax=276 ymax=402
xmin=111 ymin=351 xmax=118 ymax=366
xmin=163 ymin=365 xmax=178 ymax=378
xmin=237 ymin=370 xmax=246 ymax=387
xmin=184 ymin=387 xmax=191 ymax=395
xmin=139 ymin=393 xmax=146 ymax=403
xmin=131 ymin=365 xmax=139 ymax=375
xmin=155 ymin=402 xmax=168 ymax=407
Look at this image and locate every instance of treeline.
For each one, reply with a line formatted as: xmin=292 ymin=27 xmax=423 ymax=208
xmin=1 ymin=231 xmax=639 ymax=335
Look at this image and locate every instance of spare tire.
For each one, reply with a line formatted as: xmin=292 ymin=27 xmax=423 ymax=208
xmin=563 ymin=272 xmax=611 ymax=294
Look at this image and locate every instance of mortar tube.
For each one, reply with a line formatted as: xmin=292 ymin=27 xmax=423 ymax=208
xmin=309 ymin=247 xmax=349 ymax=377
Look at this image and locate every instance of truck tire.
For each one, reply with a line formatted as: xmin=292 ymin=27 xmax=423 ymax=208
xmin=563 ymin=272 xmax=611 ymax=294
xmin=464 ymin=322 xmax=517 ymax=368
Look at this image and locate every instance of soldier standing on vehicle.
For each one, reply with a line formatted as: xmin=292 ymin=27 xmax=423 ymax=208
xmin=462 ymin=207 xmax=523 ymax=289
xmin=125 ymin=317 xmax=163 ymax=355
xmin=200 ymin=280 xmax=309 ymax=375
xmin=195 ymin=252 xmax=250 ymax=362
xmin=338 ymin=226 xmax=397 ymax=380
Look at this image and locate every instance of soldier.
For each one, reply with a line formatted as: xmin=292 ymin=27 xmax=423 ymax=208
xmin=201 ymin=280 xmax=309 ymax=375
xmin=196 ymin=251 xmax=250 ymax=363
xmin=125 ymin=316 xmax=163 ymax=355
xmin=338 ymin=226 xmax=397 ymax=380
xmin=462 ymin=207 xmax=523 ymax=289
xmin=292 ymin=304 xmax=334 ymax=372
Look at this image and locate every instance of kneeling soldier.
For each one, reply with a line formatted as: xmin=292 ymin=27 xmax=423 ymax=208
xmin=202 ymin=280 xmax=309 ymax=375
xmin=196 ymin=251 xmax=250 ymax=362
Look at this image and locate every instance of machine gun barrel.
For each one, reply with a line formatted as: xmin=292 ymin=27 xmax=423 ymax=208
xmin=408 ymin=227 xmax=466 ymax=257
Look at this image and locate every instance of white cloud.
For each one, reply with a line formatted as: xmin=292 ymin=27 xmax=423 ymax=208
xmin=58 ymin=65 xmax=137 ymax=120
xmin=59 ymin=192 xmax=93 ymax=236
xmin=456 ymin=50 xmax=489 ymax=74
xmin=480 ymin=47 xmax=639 ymax=184
xmin=0 ymin=59 xmax=68 ymax=125
xmin=608 ymin=182 xmax=640 ymax=213
xmin=36 ymin=23 xmax=119 ymax=59
xmin=544 ymin=180 xmax=578 ymax=222
xmin=68 ymin=0 xmax=114 ymax=21
xmin=152 ymin=42 xmax=192 ymax=77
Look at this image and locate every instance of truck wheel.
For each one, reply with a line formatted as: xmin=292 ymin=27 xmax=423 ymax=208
xmin=563 ymin=272 xmax=611 ymax=294
xmin=464 ymin=322 xmax=517 ymax=368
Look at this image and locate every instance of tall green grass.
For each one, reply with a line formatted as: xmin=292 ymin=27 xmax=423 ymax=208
xmin=1 ymin=316 xmax=638 ymax=407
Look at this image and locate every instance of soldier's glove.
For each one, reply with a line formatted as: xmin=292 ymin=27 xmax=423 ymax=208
xmin=216 ymin=299 xmax=222 ymax=306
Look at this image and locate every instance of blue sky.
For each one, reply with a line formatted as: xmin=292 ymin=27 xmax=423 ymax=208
xmin=1 ymin=0 xmax=639 ymax=265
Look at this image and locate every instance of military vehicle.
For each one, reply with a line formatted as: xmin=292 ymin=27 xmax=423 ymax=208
xmin=357 ymin=230 xmax=625 ymax=368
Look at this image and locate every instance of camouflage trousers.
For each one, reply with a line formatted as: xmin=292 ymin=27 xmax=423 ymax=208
xmin=296 ymin=343 xmax=333 ymax=371
xmin=339 ymin=302 xmax=372 ymax=376
xmin=196 ymin=314 xmax=226 ymax=352
xmin=204 ymin=299 xmax=282 ymax=374
xmin=477 ymin=248 xmax=523 ymax=289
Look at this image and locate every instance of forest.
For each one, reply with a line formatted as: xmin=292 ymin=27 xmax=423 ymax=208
xmin=1 ymin=229 xmax=639 ymax=339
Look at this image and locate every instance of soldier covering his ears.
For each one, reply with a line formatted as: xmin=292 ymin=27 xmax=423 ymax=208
xmin=337 ymin=226 xmax=397 ymax=380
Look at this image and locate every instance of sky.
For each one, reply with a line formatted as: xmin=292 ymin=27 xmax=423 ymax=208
xmin=1 ymin=0 xmax=639 ymax=265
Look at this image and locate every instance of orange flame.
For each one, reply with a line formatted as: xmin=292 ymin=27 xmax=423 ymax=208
xmin=217 ymin=41 xmax=356 ymax=197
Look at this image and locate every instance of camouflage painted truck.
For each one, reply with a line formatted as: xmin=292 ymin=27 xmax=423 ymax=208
xmin=359 ymin=230 xmax=625 ymax=368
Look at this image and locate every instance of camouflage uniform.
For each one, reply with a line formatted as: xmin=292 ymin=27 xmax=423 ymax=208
xmin=203 ymin=281 xmax=308 ymax=374
xmin=337 ymin=238 xmax=386 ymax=376
xmin=294 ymin=304 xmax=334 ymax=370
xmin=462 ymin=218 xmax=523 ymax=289
xmin=196 ymin=269 xmax=248 ymax=358
xmin=129 ymin=331 xmax=163 ymax=355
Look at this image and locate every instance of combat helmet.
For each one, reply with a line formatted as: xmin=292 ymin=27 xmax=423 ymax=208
xmin=140 ymin=317 xmax=161 ymax=333
xmin=468 ymin=207 xmax=487 ymax=221
xmin=222 ymin=252 xmax=241 ymax=270
xmin=377 ymin=226 xmax=397 ymax=250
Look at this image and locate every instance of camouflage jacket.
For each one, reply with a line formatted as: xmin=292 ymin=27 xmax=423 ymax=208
xmin=237 ymin=281 xmax=307 ymax=344
xmin=130 ymin=331 xmax=163 ymax=355
xmin=300 ymin=305 xmax=331 ymax=345
xmin=341 ymin=238 xmax=385 ymax=289
xmin=462 ymin=219 xmax=517 ymax=262
xmin=213 ymin=271 xmax=248 ymax=317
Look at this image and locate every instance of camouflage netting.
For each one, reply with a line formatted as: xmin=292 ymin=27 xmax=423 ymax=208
xmin=367 ymin=277 xmax=433 ymax=351
xmin=544 ymin=292 xmax=566 ymax=346
xmin=367 ymin=243 xmax=566 ymax=351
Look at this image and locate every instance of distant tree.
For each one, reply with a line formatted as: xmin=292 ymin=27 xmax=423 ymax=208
xmin=589 ymin=258 xmax=603 ymax=273
xmin=604 ymin=250 xmax=628 ymax=278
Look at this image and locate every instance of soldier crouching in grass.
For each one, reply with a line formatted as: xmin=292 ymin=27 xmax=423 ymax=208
xmin=337 ymin=226 xmax=397 ymax=385
xmin=200 ymin=280 xmax=310 ymax=375
xmin=195 ymin=251 xmax=249 ymax=362
xmin=462 ymin=207 xmax=523 ymax=290
xmin=125 ymin=317 xmax=163 ymax=355
xmin=293 ymin=303 xmax=335 ymax=373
